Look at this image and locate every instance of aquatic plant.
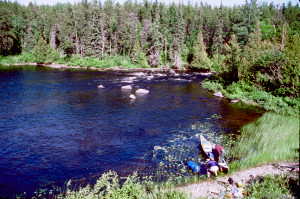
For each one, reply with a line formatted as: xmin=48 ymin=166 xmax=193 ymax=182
xmin=146 ymin=115 xmax=232 ymax=185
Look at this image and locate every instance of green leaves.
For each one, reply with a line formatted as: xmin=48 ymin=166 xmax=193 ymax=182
xmin=32 ymin=34 xmax=59 ymax=64
xmin=191 ymin=30 xmax=211 ymax=70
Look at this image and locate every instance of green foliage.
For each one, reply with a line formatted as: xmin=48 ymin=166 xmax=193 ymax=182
xmin=191 ymin=30 xmax=211 ymax=69
xmin=228 ymin=112 xmax=299 ymax=171
xmin=218 ymin=34 xmax=241 ymax=84
xmin=56 ymin=55 xmax=136 ymax=69
xmin=32 ymin=34 xmax=59 ymax=64
xmin=245 ymin=174 xmax=298 ymax=199
xmin=136 ymin=52 xmax=150 ymax=68
xmin=202 ymin=80 xmax=300 ymax=115
xmin=62 ymin=171 xmax=188 ymax=199
xmin=0 ymin=6 xmax=16 ymax=55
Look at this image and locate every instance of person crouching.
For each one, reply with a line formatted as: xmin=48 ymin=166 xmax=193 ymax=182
xmin=206 ymin=159 xmax=222 ymax=178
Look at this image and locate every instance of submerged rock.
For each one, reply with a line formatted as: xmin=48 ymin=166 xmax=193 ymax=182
xmin=213 ymin=92 xmax=224 ymax=98
xmin=136 ymin=89 xmax=149 ymax=94
xmin=121 ymin=85 xmax=132 ymax=90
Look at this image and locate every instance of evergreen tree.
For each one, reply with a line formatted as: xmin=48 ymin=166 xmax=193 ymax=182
xmin=85 ymin=1 xmax=102 ymax=57
xmin=0 ymin=7 xmax=16 ymax=55
xmin=32 ymin=33 xmax=58 ymax=63
xmin=191 ymin=30 xmax=211 ymax=69
xmin=148 ymin=9 xmax=163 ymax=67
xmin=212 ymin=3 xmax=224 ymax=56
xmin=168 ymin=3 xmax=186 ymax=68
xmin=220 ymin=34 xmax=241 ymax=84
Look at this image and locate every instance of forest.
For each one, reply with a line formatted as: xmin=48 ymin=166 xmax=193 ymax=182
xmin=0 ymin=0 xmax=299 ymax=110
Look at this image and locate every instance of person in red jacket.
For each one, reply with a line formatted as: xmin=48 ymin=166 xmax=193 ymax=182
xmin=212 ymin=144 xmax=225 ymax=163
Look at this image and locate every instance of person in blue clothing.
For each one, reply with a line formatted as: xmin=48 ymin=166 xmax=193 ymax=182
xmin=206 ymin=159 xmax=222 ymax=178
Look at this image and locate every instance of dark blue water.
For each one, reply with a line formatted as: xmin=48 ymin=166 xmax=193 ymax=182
xmin=0 ymin=65 xmax=259 ymax=197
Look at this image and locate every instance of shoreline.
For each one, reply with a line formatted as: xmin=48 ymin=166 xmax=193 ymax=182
xmin=1 ymin=62 xmax=216 ymax=76
xmin=177 ymin=161 xmax=299 ymax=199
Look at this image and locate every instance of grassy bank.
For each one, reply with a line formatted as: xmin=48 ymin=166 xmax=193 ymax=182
xmin=228 ymin=112 xmax=299 ymax=171
xmin=0 ymin=53 xmax=140 ymax=69
xmin=202 ymin=80 xmax=300 ymax=116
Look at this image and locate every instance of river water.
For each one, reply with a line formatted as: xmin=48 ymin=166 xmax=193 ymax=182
xmin=0 ymin=65 xmax=260 ymax=197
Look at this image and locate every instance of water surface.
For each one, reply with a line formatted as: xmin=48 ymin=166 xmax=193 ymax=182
xmin=0 ymin=65 xmax=260 ymax=197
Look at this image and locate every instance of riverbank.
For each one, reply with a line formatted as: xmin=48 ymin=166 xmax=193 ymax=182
xmin=43 ymin=111 xmax=298 ymax=199
xmin=177 ymin=111 xmax=299 ymax=198
xmin=178 ymin=161 xmax=299 ymax=198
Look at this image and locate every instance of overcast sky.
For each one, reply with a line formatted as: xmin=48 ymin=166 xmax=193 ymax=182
xmin=16 ymin=0 xmax=298 ymax=7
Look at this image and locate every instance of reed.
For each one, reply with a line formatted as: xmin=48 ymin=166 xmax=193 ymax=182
xmin=228 ymin=112 xmax=299 ymax=171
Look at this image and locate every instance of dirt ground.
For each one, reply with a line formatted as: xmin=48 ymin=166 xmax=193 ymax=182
xmin=178 ymin=161 xmax=299 ymax=199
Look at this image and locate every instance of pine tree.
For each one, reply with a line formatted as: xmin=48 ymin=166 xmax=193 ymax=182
xmin=221 ymin=34 xmax=241 ymax=83
xmin=0 ymin=7 xmax=16 ymax=55
xmin=168 ymin=3 xmax=186 ymax=68
xmin=33 ymin=33 xmax=57 ymax=63
xmin=148 ymin=9 xmax=163 ymax=67
xmin=84 ymin=1 xmax=102 ymax=57
xmin=212 ymin=3 xmax=224 ymax=56
xmin=191 ymin=30 xmax=211 ymax=69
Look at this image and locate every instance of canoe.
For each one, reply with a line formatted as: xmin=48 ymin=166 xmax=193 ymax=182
xmin=199 ymin=134 xmax=229 ymax=173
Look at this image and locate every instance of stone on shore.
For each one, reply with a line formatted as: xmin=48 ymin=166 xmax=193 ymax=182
xmin=213 ymin=92 xmax=224 ymax=98
xmin=121 ymin=85 xmax=132 ymax=90
xmin=231 ymin=99 xmax=240 ymax=103
xmin=136 ymin=89 xmax=149 ymax=94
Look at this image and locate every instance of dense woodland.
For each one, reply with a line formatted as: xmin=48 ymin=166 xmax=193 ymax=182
xmin=0 ymin=0 xmax=299 ymax=100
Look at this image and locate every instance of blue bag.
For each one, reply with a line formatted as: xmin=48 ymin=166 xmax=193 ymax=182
xmin=188 ymin=161 xmax=200 ymax=172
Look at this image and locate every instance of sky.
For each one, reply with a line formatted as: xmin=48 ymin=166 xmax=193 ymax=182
xmin=17 ymin=0 xmax=298 ymax=7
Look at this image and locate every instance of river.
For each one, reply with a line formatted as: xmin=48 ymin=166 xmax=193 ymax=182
xmin=0 ymin=65 xmax=260 ymax=197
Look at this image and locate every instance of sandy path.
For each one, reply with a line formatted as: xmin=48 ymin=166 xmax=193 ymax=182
xmin=178 ymin=162 xmax=299 ymax=199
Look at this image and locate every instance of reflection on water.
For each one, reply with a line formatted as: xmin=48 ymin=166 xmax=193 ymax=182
xmin=0 ymin=65 xmax=261 ymax=197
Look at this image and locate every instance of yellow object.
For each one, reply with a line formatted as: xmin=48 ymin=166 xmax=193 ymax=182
xmin=237 ymin=181 xmax=245 ymax=188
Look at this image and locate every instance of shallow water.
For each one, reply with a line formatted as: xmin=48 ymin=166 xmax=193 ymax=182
xmin=0 ymin=65 xmax=260 ymax=197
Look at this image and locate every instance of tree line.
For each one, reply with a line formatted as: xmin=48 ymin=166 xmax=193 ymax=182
xmin=0 ymin=0 xmax=299 ymax=98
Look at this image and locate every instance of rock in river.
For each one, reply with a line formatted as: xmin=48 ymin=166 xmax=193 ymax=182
xmin=136 ymin=89 xmax=149 ymax=94
xmin=129 ymin=94 xmax=136 ymax=99
xmin=121 ymin=85 xmax=132 ymax=90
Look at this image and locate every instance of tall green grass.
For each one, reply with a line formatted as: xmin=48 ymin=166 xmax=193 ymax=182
xmin=228 ymin=112 xmax=299 ymax=171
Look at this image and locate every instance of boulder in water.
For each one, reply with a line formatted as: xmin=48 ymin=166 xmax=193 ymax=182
xmin=136 ymin=89 xmax=149 ymax=94
xmin=98 ymin=85 xmax=105 ymax=88
xmin=121 ymin=85 xmax=132 ymax=90
xmin=129 ymin=94 xmax=136 ymax=99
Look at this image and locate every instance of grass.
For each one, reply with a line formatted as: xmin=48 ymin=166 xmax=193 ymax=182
xmin=245 ymin=174 xmax=299 ymax=198
xmin=228 ymin=112 xmax=299 ymax=171
xmin=0 ymin=53 xmax=144 ymax=69
xmin=42 ymin=171 xmax=189 ymax=199
xmin=56 ymin=55 xmax=138 ymax=69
